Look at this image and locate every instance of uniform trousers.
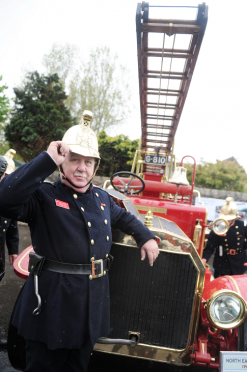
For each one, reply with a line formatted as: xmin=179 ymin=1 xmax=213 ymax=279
xmin=214 ymin=269 xmax=233 ymax=278
xmin=25 ymin=338 xmax=93 ymax=372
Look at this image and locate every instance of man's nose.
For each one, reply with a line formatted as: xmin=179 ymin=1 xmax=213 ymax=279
xmin=77 ymin=161 xmax=86 ymax=171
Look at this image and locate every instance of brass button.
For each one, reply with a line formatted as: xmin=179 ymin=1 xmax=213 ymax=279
xmin=104 ymin=220 xmax=107 ymax=225
xmin=89 ymin=275 xmax=93 ymax=280
xmin=237 ymin=232 xmax=239 ymax=235
xmin=88 ymin=222 xmax=91 ymax=227
xmin=73 ymin=194 xmax=78 ymax=199
xmin=3 ymin=229 xmax=5 ymax=232
xmin=237 ymin=243 xmax=240 ymax=245
xmin=235 ymin=226 xmax=239 ymax=229
xmin=105 ymin=254 xmax=108 ymax=258
xmin=225 ymin=239 xmax=227 ymax=241
xmin=95 ymin=193 xmax=99 ymax=197
xmin=225 ymin=244 xmax=228 ymax=246
xmin=90 ymin=257 xmax=95 ymax=262
xmin=81 ymin=207 xmax=84 ymax=212
xmin=4 ymin=220 xmax=7 ymax=224
xmin=106 ymin=236 xmax=109 ymax=241
xmin=237 ymin=238 xmax=240 ymax=240
xmin=103 ymin=271 xmax=106 ymax=276
xmin=101 ymin=206 xmax=104 ymax=210
xmin=91 ymin=239 xmax=94 ymax=245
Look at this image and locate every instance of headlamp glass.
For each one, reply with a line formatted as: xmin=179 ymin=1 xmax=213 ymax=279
xmin=210 ymin=294 xmax=241 ymax=324
xmin=214 ymin=219 xmax=228 ymax=235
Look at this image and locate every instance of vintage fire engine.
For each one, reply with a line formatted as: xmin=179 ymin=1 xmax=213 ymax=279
xmin=9 ymin=3 xmax=247 ymax=372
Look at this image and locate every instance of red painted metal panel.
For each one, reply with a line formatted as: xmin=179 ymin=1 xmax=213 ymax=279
xmin=13 ymin=246 xmax=33 ymax=280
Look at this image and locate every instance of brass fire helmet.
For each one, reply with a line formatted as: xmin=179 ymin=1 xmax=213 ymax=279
xmin=3 ymin=149 xmax=16 ymax=175
xmin=212 ymin=197 xmax=240 ymax=236
xmin=61 ymin=110 xmax=100 ymax=182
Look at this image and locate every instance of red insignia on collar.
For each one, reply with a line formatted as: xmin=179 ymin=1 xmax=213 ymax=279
xmin=55 ymin=200 xmax=70 ymax=209
xmin=101 ymin=203 xmax=106 ymax=206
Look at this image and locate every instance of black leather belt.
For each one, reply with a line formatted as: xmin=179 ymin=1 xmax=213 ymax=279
xmin=28 ymin=252 xmax=113 ymax=279
xmin=28 ymin=252 xmax=114 ymax=316
xmin=43 ymin=257 xmax=112 ymax=278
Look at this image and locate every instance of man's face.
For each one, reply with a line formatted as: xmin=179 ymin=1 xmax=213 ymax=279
xmin=228 ymin=219 xmax=235 ymax=227
xmin=0 ymin=172 xmax=6 ymax=182
xmin=61 ymin=153 xmax=95 ymax=192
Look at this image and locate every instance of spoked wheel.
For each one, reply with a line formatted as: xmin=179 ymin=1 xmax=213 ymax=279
xmin=110 ymin=172 xmax=145 ymax=195
xmin=7 ymin=284 xmax=26 ymax=371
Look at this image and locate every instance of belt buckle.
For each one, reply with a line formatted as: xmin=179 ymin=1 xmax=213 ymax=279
xmin=92 ymin=259 xmax=104 ymax=279
xmin=229 ymin=249 xmax=236 ymax=255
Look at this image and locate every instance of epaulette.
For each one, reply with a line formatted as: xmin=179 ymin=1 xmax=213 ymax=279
xmin=43 ymin=180 xmax=56 ymax=187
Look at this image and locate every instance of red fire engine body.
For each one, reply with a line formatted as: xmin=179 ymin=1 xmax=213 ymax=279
xmin=10 ymin=3 xmax=247 ymax=372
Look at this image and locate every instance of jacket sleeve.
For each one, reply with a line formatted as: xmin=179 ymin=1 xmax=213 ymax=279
xmin=109 ymin=195 xmax=156 ymax=248
xmin=0 ymin=152 xmax=57 ymax=222
xmin=6 ymin=220 xmax=19 ymax=255
xmin=202 ymin=230 xmax=219 ymax=261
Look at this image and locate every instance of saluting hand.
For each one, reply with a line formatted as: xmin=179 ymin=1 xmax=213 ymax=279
xmin=47 ymin=141 xmax=71 ymax=166
xmin=141 ymin=239 xmax=159 ymax=266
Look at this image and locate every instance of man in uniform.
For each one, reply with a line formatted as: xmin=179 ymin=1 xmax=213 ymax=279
xmin=0 ymin=150 xmax=19 ymax=349
xmin=202 ymin=197 xmax=247 ymax=278
xmin=0 ymin=111 xmax=159 ymax=372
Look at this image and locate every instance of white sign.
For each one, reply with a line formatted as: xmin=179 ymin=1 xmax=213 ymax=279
xmin=144 ymin=154 xmax=166 ymax=165
xmin=195 ymin=197 xmax=247 ymax=222
xmin=220 ymin=352 xmax=247 ymax=371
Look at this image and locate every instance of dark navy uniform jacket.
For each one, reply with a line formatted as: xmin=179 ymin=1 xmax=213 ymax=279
xmin=0 ymin=217 xmax=19 ymax=281
xmin=0 ymin=152 xmax=155 ymax=350
xmin=203 ymin=219 xmax=247 ymax=275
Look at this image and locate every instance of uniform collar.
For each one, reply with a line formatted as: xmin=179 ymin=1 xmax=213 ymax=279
xmin=58 ymin=176 xmax=93 ymax=194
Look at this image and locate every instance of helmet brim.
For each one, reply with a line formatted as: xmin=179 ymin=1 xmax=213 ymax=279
xmin=68 ymin=144 xmax=100 ymax=160
xmin=218 ymin=213 xmax=241 ymax=220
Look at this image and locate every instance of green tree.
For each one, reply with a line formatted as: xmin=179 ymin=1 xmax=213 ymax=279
xmin=0 ymin=76 xmax=9 ymax=124
xmin=97 ymin=131 xmax=139 ymax=177
xmin=43 ymin=44 xmax=131 ymax=134
xmin=43 ymin=43 xmax=79 ymax=87
xmin=5 ymin=71 xmax=73 ymax=162
xmin=0 ymin=76 xmax=10 ymax=154
xmin=185 ymin=159 xmax=247 ymax=192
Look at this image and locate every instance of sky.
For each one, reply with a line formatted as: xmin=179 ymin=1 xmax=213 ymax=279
xmin=1 ymin=0 xmax=247 ymax=170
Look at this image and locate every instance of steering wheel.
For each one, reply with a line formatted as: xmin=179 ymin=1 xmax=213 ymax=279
xmin=110 ymin=171 xmax=145 ymax=195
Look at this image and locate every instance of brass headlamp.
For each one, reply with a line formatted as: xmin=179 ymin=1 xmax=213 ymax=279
xmin=212 ymin=197 xmax=240 ymax=236
xmin=212 ymin=218 xmax=231 ymax=236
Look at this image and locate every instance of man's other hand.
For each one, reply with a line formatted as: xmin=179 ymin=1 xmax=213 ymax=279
xmin=9 ymin=254 xmax=18 ymax=265
xmin=141 ymin=239 xmax=159 ymax=266
xmin=47 ymin=141 xmax=71 ymax=166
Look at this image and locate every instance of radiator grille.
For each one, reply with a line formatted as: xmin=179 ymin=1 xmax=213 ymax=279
xmin=109 ymin=245 xmax=198 ymax=349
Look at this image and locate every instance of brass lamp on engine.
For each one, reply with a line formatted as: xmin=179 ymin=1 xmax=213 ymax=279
xmin=212 ymin=197 xmax=240 ymax=236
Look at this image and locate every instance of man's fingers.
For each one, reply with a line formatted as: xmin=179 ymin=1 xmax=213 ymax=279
xmin=141 ymin=240 xmax=159 ymax=266
xmin=141 ymin=247 xmax=146 ymax=261
xmin=147 ymin=252 xmax=154 ymax=267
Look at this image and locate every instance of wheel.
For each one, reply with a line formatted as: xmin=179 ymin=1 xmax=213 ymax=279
xmin=7 ymin=284 xmax=26 ymax=371
xmin=238 ymin=316 xmax=247 ymax=351
xmin=110 ymin=172 xmax=145 ymax=195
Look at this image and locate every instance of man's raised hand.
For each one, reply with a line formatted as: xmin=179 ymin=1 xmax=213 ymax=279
xmin=47 ymin=141 xmax=71 ymax=166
